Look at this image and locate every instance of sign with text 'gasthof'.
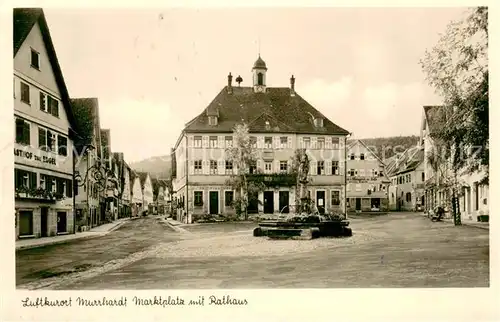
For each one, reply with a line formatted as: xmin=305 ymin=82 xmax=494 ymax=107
xmin=14 ymin=143 xmax=72 ymax=175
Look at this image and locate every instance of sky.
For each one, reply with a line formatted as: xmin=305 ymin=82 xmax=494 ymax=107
xmin=43 ymin=7 xmax=468 ymax=163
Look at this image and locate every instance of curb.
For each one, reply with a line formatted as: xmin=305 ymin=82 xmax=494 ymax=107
xmin=15 ymin=219 xmax=131 ymax=251
xmin=15 ymin=232 xmax=106 ymax=251
xmin=163 ymin=219 xmax=191 ymax=234
xmin=421 ymin=213 xmax=489 ymax=230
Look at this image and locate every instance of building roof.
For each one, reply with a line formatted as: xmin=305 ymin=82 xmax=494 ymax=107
xmin=14 ymin=8 xmax=79 ymax=138
xmin=387 ymin=146 xmax=424 ymax=176
xmin=137 ymin=171 xmax=149 ymax=189
xmin=253 ymin=55 xmax=268 ymax=70
xmin=70 ymin=98 xmax=101 ymax=154
xmin=183 ymin=86 xmax=350 ymax=135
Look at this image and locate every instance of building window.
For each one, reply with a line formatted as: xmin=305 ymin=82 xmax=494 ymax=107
xmin=209 ymin=160 xmax=218 ymax=174
xmin=194 ymin=136 xmax=202 ymax=148
xmin=250 ymin=136 xmax=257 ymax=149
xmin=317 ymin=161 xmax=325 ymax=175
xmin=31 ymin=49 xmax=40 ymax=69
xmin=20 ymin=82 xmax=30 ymax=104
xmin=194 ymin=191 xmax=203 ymax=207
xmin=225 ymin=191 xmax=234 ymax=207
xmin=194 ymin=160 xmax=202 ymax=174
xmin=18 ymin=210 xmax=34 ymax=236
xmin=14 ymin=169 xmax=37 ymax=189
xmin=280 ymin=137 xmax=288 ymax=149
xmin=332 ymin=161 xmax=339 ymax=175
xmin=303 ymin=137 xmax=311 ymax=149
xmin=225 ymin=160 xmax=233 ymax=174
xmin=257 ymin=72 xmax=263 ymax=85
xmin=422 ymin=172 xmax=425 ymax=182
xmin=40 ymin=174 xmax=46 ymax=189
xmin=209 ymin=136 xmax=218 ymax=148
xmin=208 ymin=116 xmax=218 ymax=126
xmin=15 ymin=118 xmax=30 ymax=145
xmin=348 ymin=169 xmax=355 ymax=177
xmin=264 ymin=161 xmax=272 ymax=174
xmin=406 ymin=192 xmax=412 ymax=202
xmin=359 ymin=169 xmax=365 ymax=177
xmin=379 ymin=171 xmax=384 ymax=177
xmin=249 ymin=161 xmax=257 ymax=174
xmin=225 ymin=136 xmax=233 ymax=148
xmin=314 ymin=118 xmax=323 ymax=128
xmin=38 ymin=128 xmax=56 ymax=152
xmin=317 ymin=138 xmax=325 ymax=149
xmin=350 ymin=154 xmax=355 ymax=160
xmin=57 ymin=135 xmax=67 ymax=156
xmin=360 ymin=153 xmax=365 ymax=160
xmin=331 ymin=191 xmax=340 ymax=206
xmin=332 ymin=137 xmax=340 ymax=149
xmin=280 ymin=161 xmax=288 ymax=173
xmin=48 ymin=96 xmax=59 ymax=117
xmin=264 ymin=137 xmax=272 ymax=149
xmin=40 ymin=92 xmax=47 ymax=112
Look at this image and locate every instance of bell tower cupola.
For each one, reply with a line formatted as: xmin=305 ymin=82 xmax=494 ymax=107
xmin=252 ymin=55 xmax=267 ymax=93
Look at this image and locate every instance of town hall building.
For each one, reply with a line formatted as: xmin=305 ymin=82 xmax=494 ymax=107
xmin=171 ymin=56 xmax=350 ymax=223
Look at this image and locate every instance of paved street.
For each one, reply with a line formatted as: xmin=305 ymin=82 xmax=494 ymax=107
xmin=16 ymin=213 xmax=489 ymax=290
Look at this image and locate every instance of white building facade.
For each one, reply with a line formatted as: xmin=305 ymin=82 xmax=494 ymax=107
xmin=14 ymin=9 xmax=79 ymax=239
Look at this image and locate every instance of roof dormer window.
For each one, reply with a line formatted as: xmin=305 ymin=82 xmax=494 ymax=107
xmin=314 ymin=117 xmax=323 ymax=128
xmin=208 ymin=116 xmax=218 ymax=126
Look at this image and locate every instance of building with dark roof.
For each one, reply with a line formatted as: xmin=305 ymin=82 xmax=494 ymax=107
xmin=346 ymin=140 xmax=391 ymax=212
xmin=14 ymin=8 xmax=79 ymax=239
xmin=420 ymin=105 xmax=489 ymax=221
xmin=71 ymin=97 xmax=105 ymax=229
xmin=171 ymin=56 xmax=350 ymax=222
xmin=386 ymin=144 xmax=425 ymax=211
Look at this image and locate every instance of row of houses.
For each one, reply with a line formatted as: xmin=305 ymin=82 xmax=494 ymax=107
xmin=385 ymin=105 xmax=489 ymax=221
xmin=13 ymin=8 xmax=170 ymax=239
xmin=169 ymin=56 xmax=393 ymax=223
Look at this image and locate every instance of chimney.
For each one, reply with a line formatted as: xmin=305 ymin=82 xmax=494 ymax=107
xmin=290 ymin=75 xmax=295 ymax=96
xmin=227 ymin=72 xmax=233 ymax=94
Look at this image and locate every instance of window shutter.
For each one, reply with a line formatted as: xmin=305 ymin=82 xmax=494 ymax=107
xmin=273 ymin=137 xmax=279 ymax=149
xmin=326 ymin=137 xmax=332 ymax=149
xmin=188 ymin=136 xmax=194 ymax=148
xmin=311 ymin=137 xmax=317 ymax=149
xmin=339 ymin=161 xmax=344 ymax=176
xmin=218 ymin=160 xmax=225 ymax=175
xmin=287 ymin=159 xmax=292 ymax=172
xmin=39 ymin=92 xmax=46 ymax=111
xmin=326 ymin=160 xmax=332 ymax=175
xmin=29 ymin=172 xmax=37 ymax=189
xmin=189 ymin=160 xmax=194 ymax=175
xmin=218 ymin=136 xmax=224 ymax=149
xmin=274 ymin=160 xmax=279 ymax=173
xmin=287 ymin=136 xmax=292 ymax=149
xmin=257 ymin=136 xmax=264 ymax=149
xmin=202 ymin=136 xmax=209 ymax=148
xmin=346 ymin=183 xmax=350 ymax=191
xmin=23 ymin=121 xmax=30 ymax=145
xmin=257 ymin=159 xmax=262 ymax=171
xmin=51 ymin=98 xmax=59 ymax=117
xmin=66 ymin=179 xmax=73 ymax=197
xmin=203 ymin=160 xmax=209 ymax=175
xmin=309 ymin=161 xmax=315 ymax=175
xmin=298 ymin=137 xmax=303 ymax=149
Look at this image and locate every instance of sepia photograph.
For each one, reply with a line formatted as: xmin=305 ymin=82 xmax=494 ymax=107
xmin=11 ymin=5 xmax=490 ymax=294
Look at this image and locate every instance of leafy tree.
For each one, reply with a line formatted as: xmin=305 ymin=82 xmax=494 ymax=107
xmin=225 ymin=123 xmax=265 ymax=219
xmin=420 ymin=6 xmax=488 ymax=225
xmin=420 ymin=7 xmax=488 ymax=184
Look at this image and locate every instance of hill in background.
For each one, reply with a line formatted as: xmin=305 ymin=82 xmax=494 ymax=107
xmin=129 ymin=135 xmax=420 ymax=176
xmin=348 ymin=135 xmax=420 ymax=160
xmin=129 ymin=155 xmax=171 ymax=179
